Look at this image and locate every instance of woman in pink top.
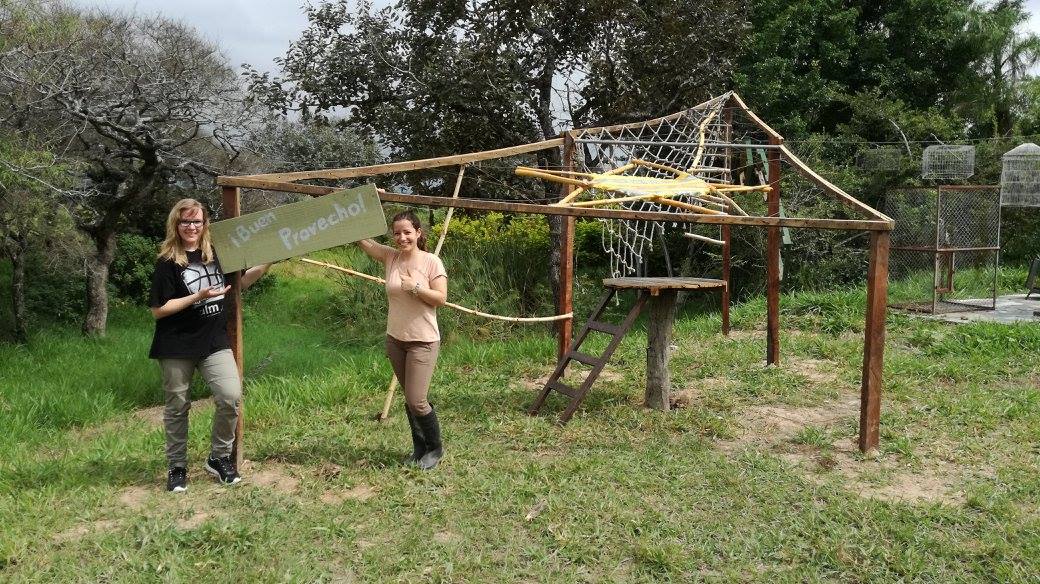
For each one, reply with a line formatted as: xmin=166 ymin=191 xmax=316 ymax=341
xmin=357 ymin=210 xmax=448 ymax=469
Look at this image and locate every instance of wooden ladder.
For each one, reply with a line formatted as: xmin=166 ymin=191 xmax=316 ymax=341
xmin=529 ymin=287 xmax=647 ymax=423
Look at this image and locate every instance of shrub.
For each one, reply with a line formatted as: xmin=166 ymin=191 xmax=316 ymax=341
xmin=110 ymin=233 xmax=160 ymax=305
xmin=22 ymin=246 xmax=88 ymax=324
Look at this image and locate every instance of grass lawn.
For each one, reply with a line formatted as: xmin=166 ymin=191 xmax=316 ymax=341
xmin=1 ymin=261 xmax=1039 ymax=582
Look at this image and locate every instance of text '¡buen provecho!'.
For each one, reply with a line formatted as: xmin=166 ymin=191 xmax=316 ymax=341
xmin=228 ymin=192 xmax=368 ymax=251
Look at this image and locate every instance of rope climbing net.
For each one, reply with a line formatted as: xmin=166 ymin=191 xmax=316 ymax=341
xmin=517 ymin=93 xmax=773 ymax=277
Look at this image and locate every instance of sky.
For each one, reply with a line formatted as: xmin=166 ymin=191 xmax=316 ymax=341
xmin=66 ymin=0 xmax=316 ymax=74
xmin=69 ymin=0 xmax=1040 ymax=76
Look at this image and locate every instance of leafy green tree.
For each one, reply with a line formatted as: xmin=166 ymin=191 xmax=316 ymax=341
xmin=735 ymin=0 xmax=984 ymax=137
xmin=962 ymin=0 xmax=1040 ymax=137
xmin=0 ymin=136 xmax=74 ymax=342
xmin=248 ymin=0 xmax=749 ymax=305
xmin=248 ymin=0 xmax=748 ymax=162
xmin=0 ymin=3 xmax=255 ymax=336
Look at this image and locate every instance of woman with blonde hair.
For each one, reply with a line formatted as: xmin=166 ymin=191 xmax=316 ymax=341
xmin=148 ymin=198 xmax=270 ymax=492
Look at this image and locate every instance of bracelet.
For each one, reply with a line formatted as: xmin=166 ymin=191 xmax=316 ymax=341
xmin=410 ymin=281 xmax=421 ymax=296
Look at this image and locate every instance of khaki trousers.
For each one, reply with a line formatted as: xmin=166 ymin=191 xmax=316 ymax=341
xmin=385 ymin=335 xmax=440 ymax=416
xmin=159 ymin=349 xmax=241 ymax=468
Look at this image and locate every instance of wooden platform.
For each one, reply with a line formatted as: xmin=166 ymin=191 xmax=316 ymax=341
xmin=606 ymin=277 xmax=727 ymax=412
xmin=603 ymin=277 xmax=727 ymax=295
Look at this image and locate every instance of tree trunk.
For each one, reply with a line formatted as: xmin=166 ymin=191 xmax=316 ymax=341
xmin=9 ymin=240 xmax=28 ymax=343
xmin=82 ymin=230 xmax=117 ymax=337
xmin=645 ymin=290 xmax=678 ymax=411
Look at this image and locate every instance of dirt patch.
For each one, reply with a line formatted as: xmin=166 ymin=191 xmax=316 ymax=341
xmin=321 ymin=484 xmax=377 ymax=505
xmin=116 ymin=486 xmax=151 ymax=511
xmin=52 ymin=518 xmax=120 ymax=543
xmin=175 ymin=511 xmax=213 ymax=530
xmin=133 ymin=398 xmax=213 ymax=427
xmin=245 ymin=461 xmax=301 ymax=494
xmin=520 ymin=367 xmax=625 ymax=392
xmin=673 ymin=377 xmax=737 ymax=408
xmin=784 ymin=356 xmax=842 ymax=385
xmin=799 ymin=437 xmax=966 ymax=505
xmin=519 ymin=374 xmax=549 ymax=392
xmin=433 ymin=530 xmax=458 ymax=544
xmin=721 ymin=399 xmax=859 ymax=451
xmin=315 ymin=462 xmax=344 ymax=481
xmin=719 ymin=399 xmax=967 ymax=505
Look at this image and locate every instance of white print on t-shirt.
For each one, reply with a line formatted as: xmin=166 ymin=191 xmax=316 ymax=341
xmin=182 ymin=261 xmax=225 ymax=317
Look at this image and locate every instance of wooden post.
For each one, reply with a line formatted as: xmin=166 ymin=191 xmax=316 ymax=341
xmin=558 ymin=133 xmax=576 ymax=359
xmin=221 ymin=185 xmax=245 ymax=468
xmin=722 ymin=218 xmax=731 ymax=336
xmin=721 ymin=107 xmax=732 ymax=336
xmin=859 ymin=230 xmax=890 ymax=454
xmin=766 ymin=138 xmax=782 ymax=365
xmin=645 ymin=290 xmax=678 ymax=411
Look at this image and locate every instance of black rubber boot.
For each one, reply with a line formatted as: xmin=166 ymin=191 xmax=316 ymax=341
xmin=405 ymin=408 xmax=427 ymax=464
xmin=415 ymin=408 xmax=443 ymax=470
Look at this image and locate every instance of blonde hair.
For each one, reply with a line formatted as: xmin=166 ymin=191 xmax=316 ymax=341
xmin=158 ymin=198 xmax=215 ymax=266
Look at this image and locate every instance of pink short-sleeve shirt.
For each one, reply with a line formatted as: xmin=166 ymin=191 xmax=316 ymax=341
xmin=384 ymin=250 xmax=447 ymax=342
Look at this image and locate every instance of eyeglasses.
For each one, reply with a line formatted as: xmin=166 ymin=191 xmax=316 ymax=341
xmin=178 ymin=220 xmax=205 ymax=228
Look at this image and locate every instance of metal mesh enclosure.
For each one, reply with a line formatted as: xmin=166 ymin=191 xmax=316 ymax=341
xmin=1000 ymin=142 xmax=1040 ymax=207
xmin=922 ymin=145 xmax=975 ymax=180
xmin=885 ymin=186 xmax=1000 ymax=313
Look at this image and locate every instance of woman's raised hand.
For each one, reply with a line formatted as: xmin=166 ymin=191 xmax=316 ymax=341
xmin=400 ymin=268 xmax=416 ymax=293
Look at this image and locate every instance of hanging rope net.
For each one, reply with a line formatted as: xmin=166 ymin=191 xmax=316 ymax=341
xmin=515 ymin=93 xmax=772 ymax=278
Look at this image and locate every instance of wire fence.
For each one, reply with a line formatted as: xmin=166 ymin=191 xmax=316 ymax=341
xmin=885 ymin=186 xmax=1000 ymax=313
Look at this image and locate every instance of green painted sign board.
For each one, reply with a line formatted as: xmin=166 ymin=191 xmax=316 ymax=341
xmin=210 ymin=184 xmax=386 ymax=272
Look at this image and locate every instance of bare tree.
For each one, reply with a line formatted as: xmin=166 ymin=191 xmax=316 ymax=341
xmin=0 ymin=2 xmax=254 ymax=336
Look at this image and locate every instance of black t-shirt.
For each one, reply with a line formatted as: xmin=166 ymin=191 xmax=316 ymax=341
xmin=148 ymin=250 xmax=230 ymax=359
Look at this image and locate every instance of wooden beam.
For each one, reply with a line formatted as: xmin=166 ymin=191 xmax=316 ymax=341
xmin=766 ymin=138 xmax=781 ymax=366
xmin=859 ymin=230 xmax=890 ymax=454
xmin=221 ymin=185 xmax=245 ymax=469
xmin=224 ymin=138 xmax=564 ymax=183
xmin=207 ymin=179 xmax=893 ymax=231
xmin=574 ymin=94 xmax=723 ymax=136
xmin=433 ymin=164 xmax=467 ymax=256
xmin=727 ymin=92 xmax=784 ymax=142
xmin=778 ymin=144 xmax=893 ymax=222
xmin=515 ymin=166 xmax=591 ymax=187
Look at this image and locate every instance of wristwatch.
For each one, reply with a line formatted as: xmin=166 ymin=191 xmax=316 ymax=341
xmin=410 ymin=281 xmax=421 ymax=296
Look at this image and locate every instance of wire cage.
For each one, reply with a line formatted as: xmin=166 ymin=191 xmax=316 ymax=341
xmin=922 ymin=145 xmax=975 ymax=181
xmin=1000 ymin=142 xmax=1040 ymax=207
xmin=884 ymin=186 xmax=1001 ymax=314
xmin=857 ymin=147 xmax=905 ymax=174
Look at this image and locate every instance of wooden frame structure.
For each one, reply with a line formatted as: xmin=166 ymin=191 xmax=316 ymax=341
xmin=217 ymin=92 xmax=894 ymax=458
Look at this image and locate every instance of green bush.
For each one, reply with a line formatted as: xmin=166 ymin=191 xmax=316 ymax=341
xmin=22 ymin=247 xmax=87 ymax=324
xmin=435 ymin=213 xmax=553 ymax=315
xmin=111 ymin=233 xmax=160 ymax=305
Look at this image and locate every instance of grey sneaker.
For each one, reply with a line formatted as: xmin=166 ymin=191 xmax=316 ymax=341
xmin=205 ymin=455 xmax=241 ymax=485
xmin=167 ymin=467 xmax=187 ymax=492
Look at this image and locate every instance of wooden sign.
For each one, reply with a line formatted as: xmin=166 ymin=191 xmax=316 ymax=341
xmin=210 ymin=184 xmax=386 ymax=272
